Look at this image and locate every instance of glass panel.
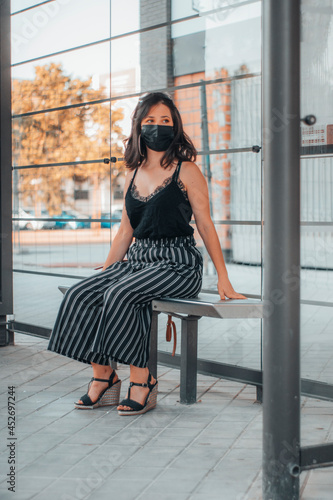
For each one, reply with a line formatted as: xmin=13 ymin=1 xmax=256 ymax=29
xmin=13 ymin=222 xmax=112 ymax=277
xmin=172 ymin=0 xmax=261 ymax=21
xmin=12 ymin=101 xmax=129 ymax=166
xmin=174 ymin=85 xmax=202 ymax=151
xmin=158 ymin=311 xmax=261 ymax=370
xmin=139 ymin=26 xmax=173 ymax=93
xmin=301 ymin=226 xmax=333 ymax=302
xmin=199 ymin=223 xmax=262 ymax=296
xmin=301 ymin=304 xmax=333 ymax=384
xmin=299 ymin=1 xmax=333 ymax=389
xmin=301 ymin=157 xmax=333 ymax=223
xmin=13 ymin=272 xmax=81 ymax=329
xmin=110 ymin=94 xmax=140 ymax=139
xmin=139 ymin=0 xmax=170 ymax=29
xmin=172 ymin=0 xmax=201 ymax=21
xmin=229 ymin=152 xmax=261 ymax=221
xmin=11 ymin=0 xmax=44 ymax=14
xmin=11 ymin=0 xmax=111 ymax=65
xmin=111 ymin=0 xmax=139 ymax=36
xmin=12 ymin=161 xmax=128 ymax=221
xmin=174 ymin=77 xmax=261 ymax=151
xmin=172 ymin=1 xmax=261 ymax=82
xmin=300 ymin=0 xmax=333 ymax=149
xmin=12 ymin=42 xmax=110 ymax=114
xmin=111 ymin=34 xmax=140 ymax=97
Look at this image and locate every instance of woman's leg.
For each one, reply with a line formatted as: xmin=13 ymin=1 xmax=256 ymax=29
xmin=77 ymin=362 xmax=119 ymax=405
xmin=48 ymin=261 xmax=132 ymax=364
xmin=117 ymin=365 xmax=156 ymax=411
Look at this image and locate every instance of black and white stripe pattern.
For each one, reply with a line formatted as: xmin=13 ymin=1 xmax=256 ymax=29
xmin=47 ymin=236 xmax=203 ymax=368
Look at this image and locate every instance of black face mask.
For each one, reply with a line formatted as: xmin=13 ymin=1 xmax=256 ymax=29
xmin=141 ymin=124 xmax=174 ymax=152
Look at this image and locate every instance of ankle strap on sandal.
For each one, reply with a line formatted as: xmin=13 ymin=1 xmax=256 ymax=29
xmin=129 ymin=381 xmax=148 ymax=388
xmin=92 ymin=371 xmax=116 ymax=384
xmin=129 ymin=373 xmax=155 ymax=389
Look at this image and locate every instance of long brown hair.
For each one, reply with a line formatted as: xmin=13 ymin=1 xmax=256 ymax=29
xmin=124 ymin=92 xmax=197 ymax=170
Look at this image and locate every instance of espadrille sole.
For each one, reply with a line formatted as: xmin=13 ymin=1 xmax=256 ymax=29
xmin=75 ymin=380 xmax=121 ymax=410
xmin=117 ymin=383 xmax=158 ymax=416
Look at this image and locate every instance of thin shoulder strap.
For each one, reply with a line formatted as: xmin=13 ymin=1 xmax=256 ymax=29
xmin=173 ymin=161 xmax=182 ymax=181
xmin=129 ymin=167 xmax=138 ymax=187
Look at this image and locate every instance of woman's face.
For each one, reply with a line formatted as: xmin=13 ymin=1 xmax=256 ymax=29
xmin=141 ymin=102 xmax=173 ymax=128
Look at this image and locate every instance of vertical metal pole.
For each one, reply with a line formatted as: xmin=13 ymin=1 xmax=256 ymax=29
xmin=262 ymin=1 xmax=301 ymax=499
xmin=0 ymin=0 xmax=13 ymax=345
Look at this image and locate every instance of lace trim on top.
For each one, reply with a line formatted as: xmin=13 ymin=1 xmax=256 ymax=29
xmin=131 ymin=175 xmax=188 ymax=203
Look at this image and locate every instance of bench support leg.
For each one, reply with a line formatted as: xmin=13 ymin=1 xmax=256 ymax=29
xmin=256 ymin=385 xmax=263 ymax=404
xmin=180 ymin=316 xmax=198 ymax=404
xmin=148 ymin=310 xmax=158 ymax=380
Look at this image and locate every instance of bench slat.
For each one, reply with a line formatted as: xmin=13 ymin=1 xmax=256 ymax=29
xmin=152 ymin=294 xmax=264 ymax=319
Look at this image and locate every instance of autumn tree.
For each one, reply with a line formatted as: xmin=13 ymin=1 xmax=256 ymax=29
xmin=12 ymin=63 xmax=125 ymax=221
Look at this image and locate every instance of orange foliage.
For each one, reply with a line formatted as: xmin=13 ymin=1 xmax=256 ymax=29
xmin=12 ymin=63 xmax=125 ymax=217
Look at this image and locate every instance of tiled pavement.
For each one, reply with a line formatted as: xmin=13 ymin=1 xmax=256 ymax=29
xmin=0 ymin=334 xmax=333 ymax=500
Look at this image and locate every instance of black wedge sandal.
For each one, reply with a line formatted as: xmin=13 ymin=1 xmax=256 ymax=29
xmin=117 ymin=373 xmax=158 ymax=416
xmin=74 ymin=371 xmax=121 ymax=410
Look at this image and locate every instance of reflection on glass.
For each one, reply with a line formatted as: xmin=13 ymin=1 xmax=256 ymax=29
xmin=12 ymin=161 xmax=128 ymax=225
xmin=13 ymin=221 xmax=112 ymax=278
xmin=12 ymin=101 xmax=127 ymax=166
xmin=172 ymin=2 xmax=261 ymax=81
xmin=12 ymin=42 xmax=111 ymax=114
xmin=140 ymin=26 xmax=173 ymax=92
xmin=111 ymin=34 xmax=140 ymax=97
xmin=11 ymin=0 xmax=111 ymax=65
xmin=139 ymin=0 xmax=170 ymax=29
xmin=111 ymin=0 xmax=139 ymax=36
xmin=301 ymin=0 xmax=333 ymax=130
xmin=174 ymin=78 xmax=261 ymax=152
xmin=174 ymin=85 xmax=202 ymax=151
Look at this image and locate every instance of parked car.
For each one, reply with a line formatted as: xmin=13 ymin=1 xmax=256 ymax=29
xmin=101 ymin=209 xmax=123 ymax=229
xmin=53 ymin=210 xmax=91 ymax=230
xmin=13 ymin=208 xmax=44 ymax=230
xmin=25 ymin=209 xmax=57 ymax=230
xmin=40 ymin=210 xmax=57 ymax=230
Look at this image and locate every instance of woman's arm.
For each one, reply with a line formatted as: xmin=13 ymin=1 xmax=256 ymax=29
xmin=101 ymin=172 xmax=134 ymax=272
xmin=181 ymin=162 xmax=246 ymax=300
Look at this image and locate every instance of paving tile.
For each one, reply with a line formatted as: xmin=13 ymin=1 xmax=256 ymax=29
xmin=103 ymin=426 xmax=160 ymax=447
xmin=0 ymin=490 xmax=35 ymax=500
xmin=169 ymin=444 xmax=225 ymax=470
xmin=109 ymin=465 xmax=163 ymax=482
xmin=125 ymin=446 xmax=184 ymax=468
xmin=141 ymin=468 xmax=208 ymax=497
xmin=1 ymin=334 xmax=333 ymax=500
xmin=90 ymin=478 xmax=155 ymax=500
xmin=301 ymin=485 xmax=333 ymax=500
xmin=62 ymin=459 xmax=116 ymax=480
xmin=33 ymin=477 xmax=104 ymax=500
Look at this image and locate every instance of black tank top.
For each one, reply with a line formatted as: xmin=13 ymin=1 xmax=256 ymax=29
xmin=125 ymin=161 xmax=194 ymax=239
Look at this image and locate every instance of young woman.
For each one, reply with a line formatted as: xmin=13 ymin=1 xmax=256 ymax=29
xmin=47 ymin=92 xmax=246 ymax=416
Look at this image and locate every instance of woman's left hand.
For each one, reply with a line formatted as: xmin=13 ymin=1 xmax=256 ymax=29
xmin=218 ymin=277 xmax=247 ymax=300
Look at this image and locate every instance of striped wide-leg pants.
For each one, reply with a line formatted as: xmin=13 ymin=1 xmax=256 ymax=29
xmin=47 ymin=235 xmax=203 ymax=368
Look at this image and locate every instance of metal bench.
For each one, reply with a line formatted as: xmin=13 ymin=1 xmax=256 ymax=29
xmin=59 ymin=286 xmax=264 ymax=404
xmin=149 ymin=294 xmax=264 ymax=404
